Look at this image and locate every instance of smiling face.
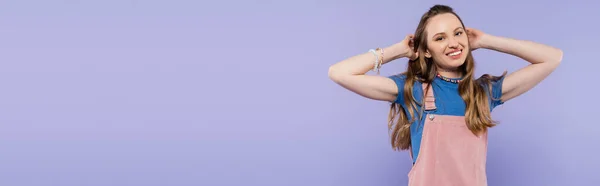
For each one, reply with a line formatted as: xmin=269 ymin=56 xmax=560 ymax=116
xmin=422 ymin=13 xmax=470 ymax=71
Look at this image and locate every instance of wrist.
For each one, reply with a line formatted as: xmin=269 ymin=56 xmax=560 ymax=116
xmin=479 ymin=34 xmax=497 ymax=50
xmin=385 ymin=44 xmax=406 ymax=60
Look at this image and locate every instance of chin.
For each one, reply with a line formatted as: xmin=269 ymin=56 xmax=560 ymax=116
xmin=438 ymin=58 xmax=466 ymax=69
xmin=450 ymin=59 xmax=466 ymax=67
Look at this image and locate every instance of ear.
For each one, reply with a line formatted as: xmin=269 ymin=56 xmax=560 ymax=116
xmin=424 ymin=50 xmax=432 ymax=58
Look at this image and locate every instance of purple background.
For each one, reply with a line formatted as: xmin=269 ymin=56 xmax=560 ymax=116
xmin=0 ymin=0 xmax=597 ymax=186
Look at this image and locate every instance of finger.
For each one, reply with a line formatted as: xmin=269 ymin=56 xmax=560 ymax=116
xmin=465 ymin=28 xmax=472 ymax=33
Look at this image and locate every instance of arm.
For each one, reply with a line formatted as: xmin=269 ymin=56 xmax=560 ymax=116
xmin=479 ymin=34 xmax=563 ymax=102
xmin=328 ymin=35 xmax=415 ymax=102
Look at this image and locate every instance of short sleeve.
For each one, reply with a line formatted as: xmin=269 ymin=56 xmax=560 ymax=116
xmin=388 ymin=74 xmax=407 ymax=104
xmin=490 ymin=76 xmax=505 ymax=110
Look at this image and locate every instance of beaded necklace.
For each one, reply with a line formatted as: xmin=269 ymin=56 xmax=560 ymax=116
xmin=436 ymin=73 xmax=462 ymax=84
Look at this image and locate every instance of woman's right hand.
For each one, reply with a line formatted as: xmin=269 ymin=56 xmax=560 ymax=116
xmin=400 ymin=34 xmax=419 ymax=60
xmin=390 ymin=34 xmax=419 ymax=60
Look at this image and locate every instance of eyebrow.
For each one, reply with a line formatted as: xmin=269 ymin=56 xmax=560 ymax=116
xmin=432 ymin=27 xmax=464 ymax=37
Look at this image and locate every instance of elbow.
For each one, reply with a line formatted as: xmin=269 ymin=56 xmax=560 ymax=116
xmin=543 ymin=48 xmax=563 ymax=68
xmin=328 ymin=65 xmax=341 ymax=83
xmin=551 ymin=49 xmax=563 ymax=67
xmin=556 ymin=49 xmax=564 ymax=63
xmin=328 ymin=64 xmax=351 ymax=84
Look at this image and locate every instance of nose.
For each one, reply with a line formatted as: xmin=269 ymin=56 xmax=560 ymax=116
xmin=448 ymin=37 xmax=459 ymax=48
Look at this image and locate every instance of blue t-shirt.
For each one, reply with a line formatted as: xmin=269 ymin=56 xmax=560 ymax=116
xmin=388 ymin=74 xmax=505 ymax=163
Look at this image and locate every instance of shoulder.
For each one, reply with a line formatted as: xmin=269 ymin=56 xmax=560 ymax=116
xmin=387 ymin=74 xmax=423 ymax=104
xmin=388 ymin=73 xmax=407 ymax=82
xmin=476 ymin=73 xmax=506 ymax=90
xmin=387 ymin=74 xmax=406 ymax=104
xmin=388 ymin=74 xmax=413 ymax=90
xmin=388 ymin=74 xmax=422 ymax=86
xmin=476 ymin=73 xmax=507 ymax=110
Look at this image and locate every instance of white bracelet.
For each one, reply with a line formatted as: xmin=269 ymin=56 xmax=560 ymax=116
xmin=369 ymin=49 xmax=379 ymax=72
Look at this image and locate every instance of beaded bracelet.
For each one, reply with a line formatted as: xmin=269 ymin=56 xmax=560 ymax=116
xmin=377 ymin=48 xmax=384 ymax=75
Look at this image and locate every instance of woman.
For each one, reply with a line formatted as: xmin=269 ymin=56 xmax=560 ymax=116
xmin=327 ymin=4 xmax=562 ymax=186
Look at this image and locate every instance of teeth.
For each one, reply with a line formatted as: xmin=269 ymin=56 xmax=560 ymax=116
xmin=448 ymin=50 xmax=461 ymax=56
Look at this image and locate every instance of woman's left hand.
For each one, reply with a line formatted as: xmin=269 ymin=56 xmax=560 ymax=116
xmin=466 ymin=27 xmax=488 ymax=51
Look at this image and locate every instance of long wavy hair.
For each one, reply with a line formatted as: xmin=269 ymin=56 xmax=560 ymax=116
xmin=388 ymin=5 xmax=506 ymax=151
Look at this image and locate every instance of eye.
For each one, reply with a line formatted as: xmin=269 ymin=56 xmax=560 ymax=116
xmin=435 ymin=36 xmax=444 ymax=41
xmin=455 ymin=31 xmax=463 ymax=36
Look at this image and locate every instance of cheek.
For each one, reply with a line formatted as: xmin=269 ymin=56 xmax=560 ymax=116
xmin=430 ymin=45 xmax=446 ymax=57
xmin=460 ymin=37 xmax=469 ymax=46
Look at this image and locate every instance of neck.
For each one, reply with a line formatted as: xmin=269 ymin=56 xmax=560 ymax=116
xmin=436 ymin=68 xmax=462 ymax=79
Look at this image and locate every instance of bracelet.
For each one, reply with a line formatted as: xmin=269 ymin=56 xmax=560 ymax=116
xmin=377 ymin=48 xmax=384 ymax=74
xmin=369 ymin=49 xmax=379 ymax=72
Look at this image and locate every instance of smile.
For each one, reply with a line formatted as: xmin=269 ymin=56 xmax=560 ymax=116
xmin=446 ymin=50 xmax=462 ymax=56
xmin=446 ymin=49 xmax=463 ymax=59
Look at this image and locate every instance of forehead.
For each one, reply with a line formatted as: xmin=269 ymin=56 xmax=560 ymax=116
xmin=426 ymin=13 xmax=464 ymax=37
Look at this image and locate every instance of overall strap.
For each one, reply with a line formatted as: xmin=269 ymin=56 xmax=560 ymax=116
xmin=421 ymin=83 xmax=436 ymax=111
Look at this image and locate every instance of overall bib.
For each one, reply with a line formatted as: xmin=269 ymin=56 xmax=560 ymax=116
xmin=408 ymin=84 xmax=488 ymax=186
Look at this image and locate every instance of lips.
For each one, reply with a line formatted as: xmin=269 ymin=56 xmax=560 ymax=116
xmin=446 ymin=49 xmax=462 ymax=60
xmin=446 ymin=49 xmax=462 ymax=56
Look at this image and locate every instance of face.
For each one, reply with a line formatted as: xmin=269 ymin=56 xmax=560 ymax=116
xmin=423 ymin=13 xmax=469 ymax=70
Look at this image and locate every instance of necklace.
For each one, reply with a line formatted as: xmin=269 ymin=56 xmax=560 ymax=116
xmin=436 ymin=73 xmax=461 ymax=83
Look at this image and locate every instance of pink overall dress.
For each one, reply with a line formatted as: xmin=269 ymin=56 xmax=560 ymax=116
xmin=408 ymin=83 xmax=489 ymax=186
